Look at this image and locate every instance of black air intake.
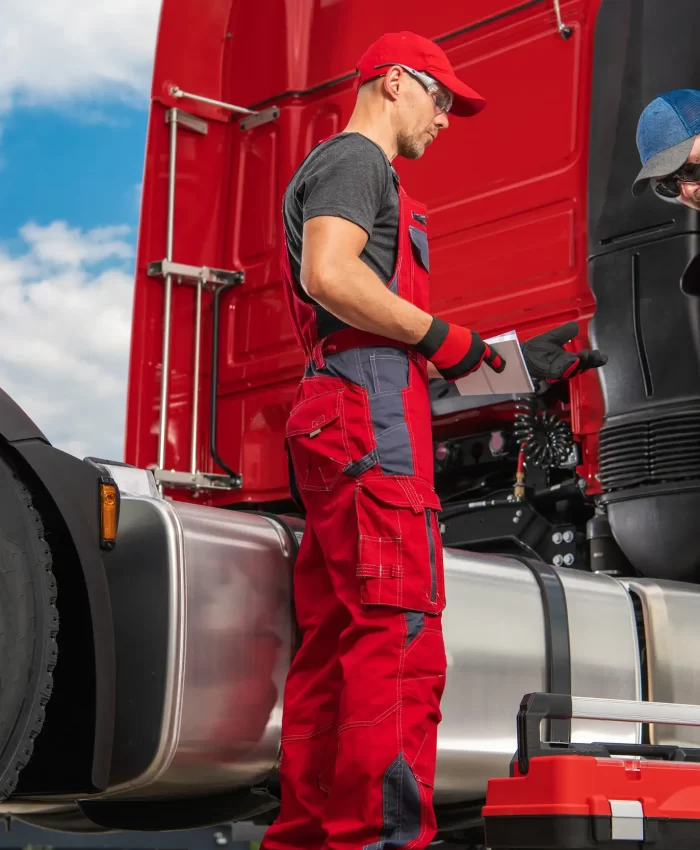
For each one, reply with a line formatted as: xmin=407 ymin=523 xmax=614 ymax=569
xmin=587 ymin=0 xmax=700 ymax=582
xmin=599 ymin=409 xmax=700 ymax=492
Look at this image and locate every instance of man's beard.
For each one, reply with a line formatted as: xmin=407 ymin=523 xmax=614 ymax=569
xmin=397 ymin=127 xmax=425 ymax=160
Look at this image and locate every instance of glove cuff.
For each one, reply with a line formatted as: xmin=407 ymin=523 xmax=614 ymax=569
xmin=415 ymin=316 xmax=449 ymax=359
xmin=415 ymin=317 xmax=487 ymax=381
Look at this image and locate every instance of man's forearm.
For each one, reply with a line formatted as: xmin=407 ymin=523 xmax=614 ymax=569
xmin=303 ymin=255 xmax=433 ymax=345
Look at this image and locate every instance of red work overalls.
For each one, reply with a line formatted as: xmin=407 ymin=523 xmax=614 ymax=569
xmin=262 ymin=154 xmax=447 ymax=850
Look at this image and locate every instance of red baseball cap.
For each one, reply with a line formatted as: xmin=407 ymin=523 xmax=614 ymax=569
xmin=355 ymin=31 xmax=486 ymax=118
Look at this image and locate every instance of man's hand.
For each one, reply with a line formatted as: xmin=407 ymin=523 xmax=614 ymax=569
xmin=522 ymin=321 xmax=608 ymax=382
xmin=415 ymin=317 xmax=506 ymax=381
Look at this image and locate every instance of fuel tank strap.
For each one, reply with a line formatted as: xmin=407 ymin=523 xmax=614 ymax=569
xmin=510 ymin=555 xmax=572 ymax=743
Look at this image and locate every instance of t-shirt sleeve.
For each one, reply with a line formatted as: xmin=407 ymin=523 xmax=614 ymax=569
xmin=300 ymin=138 xmax=389 ymax=238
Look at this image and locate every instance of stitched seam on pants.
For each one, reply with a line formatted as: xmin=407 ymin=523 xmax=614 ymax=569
xmin=377 ymin=421 xmax=409 ymax=441
xmin=397 ymin=604 xmax=407 ymax=755
xmin=402 ymin=386 xmax=419 ymax=479
xmin=403 ymin=627 xmax=428 ymax=658
xmin=395 ymin=508 xmax=404 ymax=607
xmin=287 ymin=388 xmax=338 ymax=418
xmin=383 ymin=756 xmax=403 ymax=850
xmin=353 ymin=347 xmax=366 ymax=389
xmin=396 ymin=755 xmax=404 ymax=845
xmin=409 ymin=731 xmax=429 ymax=772
xmin=370 ymin=353 xmax=407 ymax=397
xmin=405 ymin=780 xmax=427 ymax=850
xmin=370 ymin=354 xmax=380 ymax=396
xmin=355 ymin=354 xmax=376 ymax=457
xmin=415 ymin=782 xmax=429 ymax=847
xmin=404 ymin=675 xmax=444 ymax=682
xmin=337 ymin=701 xmax=399 ymax=733
xmin=338 ymin=393 xmax=352 ymax=465
xmin=395 ymin=476 xmax=421 ymax=512
xmin=281 ymin=722 xmax=333 ymax=742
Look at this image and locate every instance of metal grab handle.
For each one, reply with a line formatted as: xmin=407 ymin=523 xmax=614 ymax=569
xmin=170 ymin=86 xmax=258 ymax=116
xmin=569 ymin=695 xmax=700 ymax=727
xmin=516 ymin=692 xmax=700 ymax=775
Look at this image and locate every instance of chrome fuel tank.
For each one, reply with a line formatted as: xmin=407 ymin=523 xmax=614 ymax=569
xmin=89 ymin=476 xmax=644 ymax=804
xmin=93 ymin=485 xmax=296 ymax=801
xmin=435 ymin=549 xmax=641 ymax=802
xmin=626 ymin=578 xmax=700 ymax=749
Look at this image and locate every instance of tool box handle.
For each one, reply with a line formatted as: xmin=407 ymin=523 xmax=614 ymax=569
xmin=516 ymin=692 xmax=700 ymax=775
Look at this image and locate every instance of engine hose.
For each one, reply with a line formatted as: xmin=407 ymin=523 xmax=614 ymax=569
xmin=514 ymin=396 xmax=574 ymax=469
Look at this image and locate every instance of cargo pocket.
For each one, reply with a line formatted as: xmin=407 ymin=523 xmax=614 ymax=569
xmin=354 ymin=476 xmax=444 ymax=613
xmin=286 ymin=388 xmax=351 ymax=492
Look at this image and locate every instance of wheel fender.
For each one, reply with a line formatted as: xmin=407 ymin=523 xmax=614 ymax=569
xmin=0 ymin=388 xmax=48 ymax=443
xmin=0 ymin=388 xmax=115 ymax=795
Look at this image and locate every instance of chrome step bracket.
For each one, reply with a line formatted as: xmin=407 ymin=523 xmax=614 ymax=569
xmin=154 ymin=469 xmax=243 ymax=492
xmin=165 ymin=108 xmax=208 ymax=136
xmin=148 ymin=260 xmax=244 ymax=289
xmin=240 ymin=107 xmax=280 ymax=132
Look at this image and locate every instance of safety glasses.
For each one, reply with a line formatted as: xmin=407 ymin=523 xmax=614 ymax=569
xmin=654 ymin=162 xmax=700 ymax=198
xmin=374 ymin=63 xmax=453 ymax=114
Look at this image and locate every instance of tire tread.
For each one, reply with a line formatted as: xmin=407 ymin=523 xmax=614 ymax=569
xmin=0 ymin=465 xmax=58 ymax=800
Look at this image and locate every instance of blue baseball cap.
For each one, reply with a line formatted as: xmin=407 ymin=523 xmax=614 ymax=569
xmin=632 ymin=88 xmax=700 ymax=196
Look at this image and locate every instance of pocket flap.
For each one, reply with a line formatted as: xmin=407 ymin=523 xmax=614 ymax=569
xmin=409 ymin=477 xmax=442 ymax=512
xmin=409 ymin=225 xmax=430 ymax=273
xmin=286 ymin=390 xmax=342 ymax=437
xmin=357 ymin=476 xmax=442 ymax=514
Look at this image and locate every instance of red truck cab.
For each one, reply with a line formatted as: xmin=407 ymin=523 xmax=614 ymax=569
xmin=3 ymin=0 xmax=700 ymax=840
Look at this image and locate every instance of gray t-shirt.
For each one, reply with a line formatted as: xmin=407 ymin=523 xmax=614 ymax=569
xmin=282 ymin=133 xmax=399 ymax=291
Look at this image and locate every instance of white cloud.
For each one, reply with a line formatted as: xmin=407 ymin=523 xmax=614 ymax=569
xmin=0 ymin=0 xmax=161 ymax=110
xmin=0 ymin=221 xmax=135 ymax=460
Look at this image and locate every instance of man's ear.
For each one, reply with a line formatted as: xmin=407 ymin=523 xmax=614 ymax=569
xmin=383 ymin=66 xmax=402 ymax=101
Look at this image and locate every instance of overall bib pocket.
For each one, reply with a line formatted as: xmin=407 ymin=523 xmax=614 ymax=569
xmin=408 ymin=225 xmax=430 ymax=273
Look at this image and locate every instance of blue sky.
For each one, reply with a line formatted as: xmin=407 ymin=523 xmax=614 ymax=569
xmin=0 ymin=105 xmax=147 ymax=233
xmin=0 ymin=0 xmax=161 ymax=460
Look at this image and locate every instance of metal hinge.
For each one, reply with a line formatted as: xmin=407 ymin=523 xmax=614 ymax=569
xmin=154 ymin=469 xmax=243 ymax=492
xmin=165 ymin=109 xmax=208 ymax=135
xmin=147 ymin=260 xmax=244 ymax=289
xmin=240 ymin=107 xmax=280 ymax=132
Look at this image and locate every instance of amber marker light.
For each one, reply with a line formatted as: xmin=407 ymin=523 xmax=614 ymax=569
xmin=100 ymin=481 xmax=119 ymax=549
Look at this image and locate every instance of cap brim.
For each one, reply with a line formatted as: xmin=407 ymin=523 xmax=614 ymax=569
xmin=430 ymin=70 xmax=486 ymax=117
xmin=631 ymin=137 xmax=694 ymax=196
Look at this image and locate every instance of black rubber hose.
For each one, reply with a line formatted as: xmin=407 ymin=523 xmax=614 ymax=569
xmin=209 ymin=282 xmax=241 ymax=483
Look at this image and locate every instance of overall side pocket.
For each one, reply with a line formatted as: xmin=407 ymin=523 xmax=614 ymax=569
xmin=353 ymin=475 xmax=444 ymax=613
xmin=286 ymin=386 xmax=351 ymax=492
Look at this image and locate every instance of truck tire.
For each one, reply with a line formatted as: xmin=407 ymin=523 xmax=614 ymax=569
xmin=0 ymin=452 xmax=58 ymax=800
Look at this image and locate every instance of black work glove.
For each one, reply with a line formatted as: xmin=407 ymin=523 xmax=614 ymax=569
xmin=522 ymin=321 xmax=608 ymax=382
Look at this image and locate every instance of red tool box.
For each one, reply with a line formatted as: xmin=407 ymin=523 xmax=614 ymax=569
xmin=483 ymin=692 xmax=700 ymax=849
